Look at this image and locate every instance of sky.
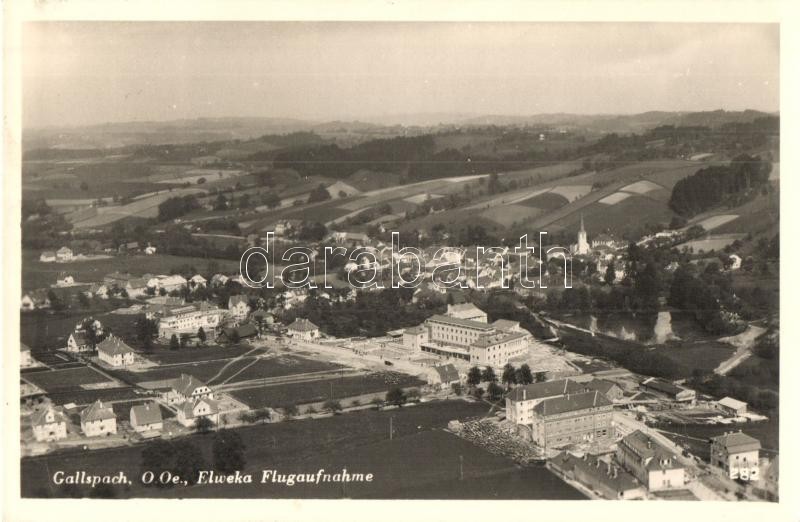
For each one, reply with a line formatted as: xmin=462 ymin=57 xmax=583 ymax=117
xmin=22 ymin=22 xmax=779 ymax=128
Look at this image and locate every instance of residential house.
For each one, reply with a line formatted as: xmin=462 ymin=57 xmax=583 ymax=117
xmin=80 ymin=400 xmax=117 ymax=437
xmin=125 ymin=277 xmax=149 ymax=298
xmin=130 ymin=402 xmax=164 ymax=433
xmin=20 ymin=342 xmax=33 ymax=368
xmin=163 ymin=373 xmax=213 ymax=405
xmin=39 ymin=251 xmax=56 ymax=263
xmin=530 ymin=391 xmax=614 ymax=448
xmin=210 ymin=274 xmax=229 ymax=287
xmin=96 ymin=336 xmax=136 ymax=367
xmin=176 ymin=397 xmax=219 ymax=427
xmin=728 ymin=254 xmax=742 ymax=271
xmin=716 ymin=397 xmax=748 ymax=416
xmin=710 ymin=431 xmax=761 ymax=481
xmin=55 ymin=273 xmax=75 ymax=287
xmin=56 ymin=246 xmax=74 ymax=262
xmin=66 ymin=331 xmax=91 ymax=352
xmin=287 ymin=318 xmax=320 ymax=340
xmin=144 ymin=245 xmax=157 ymax=255
xmin=431 ymin=364 xmax=461 ymax=389
xmin=189 ymin=274 xmax=207 ymax=290
xmin=402 ymin=325 xmax=428 ymax=350
xmin=31 ymin=406 xmax=68 ymax=442
xmin=550 ymin=451 xmax=645 ymax=500
xmin=616 ymin=430 xmax=685 ymax=491
xmin=86 ymin=283 xmax=109 ymax=299
xmin=228 ymin=295 xmax=251 ymax=321
xmin=218 ymin=323 xmax=259 ymax=343
xmin=328 ymin=231 xmax=370 ymax=248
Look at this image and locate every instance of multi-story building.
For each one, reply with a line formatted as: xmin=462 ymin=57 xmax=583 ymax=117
xmin=469 ymin=331 xmax=528 ymax=366
xmin=710 ymin=431 xmax=761 ymax=481
xmin=176 ymin=397 xmax=219 ymax=427
xmin=163 ymin=373 xmax=214 ymax=405
xmin=505 ymin=379 xmax=589 ymax=426
xmin=402 ymin=325 xmax=428 ymax=350
xmin=97 ymin=335 xmax=135 ymax=367
xmin=130 ymin=402 xmax=164 ymax=433
xmin=157 ymin=302 xmax=225 ymax=337
xmin=80 ymin=400 xmax=117 ymax=437
xmin=31 ymin=406 xmax=68 ymax=442
xmin=616 ymin=430 xmax=685 ymax=491
xmin=228 ymin=295 xmax=251 ymax=321
xmin=445 ymin=303 xmax=488 ymax=323
xmin=530 ymin=391 xmax=613 ymax=448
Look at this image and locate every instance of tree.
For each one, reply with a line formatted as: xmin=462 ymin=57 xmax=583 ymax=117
xmin=516 ymin=364 xmax=534 ymax=385
xmin=406 ymin=388 xmax=421 ymax=402
xmin=534 ymin=371 xmax=548 ymax=383
xmin=308 ymin=183 xmax=332 ymax=203
xmin=195 ymin=416 xmax=214 ymax=434
xmin=323 ymin=399 xmax=343 ymax=414
xmin=487 ymin=382 xmax=504 ymax=401
xmin=172 ymin=443 xmax=207 ymax=485
xmin=371 ymin=397 xmax=385 ymax=409
xmin=501 ymin=363 xmax=517 ymax=388
xmin=212 ymin=429 xmax=246 ymax=473
xmin=213 ymin=193 xmax=228 ymax=211
xmin=451 ymin=382 xmax=463 ymax=396
xmin=386 ymin=387 xmax=407 ymax=407
xmin=283 ymin=404 xmax=299 ymax=418
xmin=197 ymin=327 xmax=207 ymax=343
xmin=180 ymin=333 xmax=191 ymax=349
xmin=169 ymin=334 xmax=180 ymax=350
xmin=604 ymin=261 xmax=616 ymax=285
xmin=338 ymin=190 xmax=347 ymax=199
xmin=481 ymin=366 xmax=497 ymax=383
xmin=467 ymin=366 xmax=482 ymax=387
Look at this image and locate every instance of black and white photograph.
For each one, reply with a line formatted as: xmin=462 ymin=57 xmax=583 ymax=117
xmin=3 ymin=2 xmax=796 ymax=520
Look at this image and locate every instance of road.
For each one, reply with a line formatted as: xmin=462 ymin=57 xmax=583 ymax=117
xmin=714 ymin=324 xmax=766 ymax=375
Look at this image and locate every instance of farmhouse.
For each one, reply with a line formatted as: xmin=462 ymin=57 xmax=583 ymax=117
xmin=21 ymin=290 xmax=50 ymax=311
xmin=130 ymin=402 xmax=164 ymax=433
xmin=505 ymin=379 xmax=589 ymax=426
xmin=125 ymin=277 xmax=149 ymax=298
xmin=56 ymin=246 xmax=74 ymax=262
xmin=87 ymin=283 xmax=109 ymax=299
xmin=716 ymin=396 xmax=748 ymax=416
xmin=287 ymin=318 xmax=320 ymax=340
xmin=210 ymin=273 xmax=229 ymax=287
xmin=55 ymin=273 xmax=75 ymax=287
xmin=20 ymin=342 xmax=33 ymax=368
xmin=31 ymin=406 xmax=68 ymax=442
xmin=616 ymin=430 xmax=685 ymax=491
xmin=40 ymin=251 xmax=56 ymax=262
xmin=228 ymin=295 xmax=251 ymax=321
xmin=66 ymin=331 xmax=91 ymax=352
xmin=710 ymin=431 xmax=761 ymax=481
xmin=163 ymin=373 xmax=214 ymax=404
xmin=530 ymin=391 xmax=614 ymax=448
xmin=176 ymin=397 xmax=219 ymax=427
xmin=550 ymin=451 xmax=645 ymax=500
xmin=80 ymin=400 xmax=117 ymax=437
xmin=97 ymin=336 xmax=135 ymax=367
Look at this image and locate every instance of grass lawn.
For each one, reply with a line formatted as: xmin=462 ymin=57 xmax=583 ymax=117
xmin=21 ymin=399 xmax=580 ymax=499
xmin=654 ymin=341 xmax=735 ymax=374
xmin=230 ymin=371 xmax=426 ymax=408
xmin=220 ymin=356 xmax=345 ymax=384
xmin=112 ymin=360 xmax=234 ymax=384
xmin=46 ymin=387 xmax=143 ymax=406
xmin=142 ymin=344 xmax=255 ymax=365
xmin=22 ymin=367 xmax=112 ymax=392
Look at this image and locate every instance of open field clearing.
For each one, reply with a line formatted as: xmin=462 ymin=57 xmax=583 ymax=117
xmin=516 ymin=190 xmax=567 ymax=209
xmin=216 ymin=355 xmax=345 ymax=385
xmin=694 ymin=214 xmax=740 ymax=231
xmin=46 ymin=387 xmax=142 ymax=406
xmin=678 ymin=234 xmax=747 ymax=253
xmin=597 ymin=192 xmax=632 ymax=205
xmin=480 ymin=204 xmax=543 ymax=227
xmin=22 ymin=367 xmax=114 ymax=392
xmin=72 ymin=188 xmax=207 ymax=228
xmin=346 ymin=169 xmax=402 ymax=191
xmin=654 ymin=341 xmax=735 ymax=373
xmin=549 ymin=184 xmax=592 ymax=201
xmin=141 ymin=345 xmax=255 ymax=365
xmin=154 ymin=169 xmax=246 ymax=185
xmin=229 ymin=371 xmax=425 ymax=408
xmin=621 ymin=179 xmax=662 ymax=194
xmin=404 ymin=192 xmax=444 ymax=205
xmin=544 ymin=192 xmax=675 ymax=236
xmin=338 ymin=180 xmax=451 ymax=212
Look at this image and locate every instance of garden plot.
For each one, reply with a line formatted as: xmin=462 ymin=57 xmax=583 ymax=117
xmin=620 ymin=180 xmax=662 ymax=194
xmin=22 ymin=366 xmax=115 ymax=393
xmin=404 ymin=193 xmax=444 ymax=205
xmin=598 ymin=192 xmax=632 ymax=205
xmin=549 ymin=185 xmax=592 ymax=202
xmin=694 ymin=214 xmax=739 ymax=231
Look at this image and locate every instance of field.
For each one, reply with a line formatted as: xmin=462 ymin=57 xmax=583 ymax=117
xmin=229 ymin=371 xmax=425 ymax=408
xmin=45 ymin=387 xmax=142 ymax=407
xmin=142 ymin=344 xmax=255 ymax=365
xmin=653 ymin=341 xmax=735 ymax=373
xmin=659 ymin=417 xmax=779 ymax=462
xmin=21 ymin=399 xmax=583 ymax=499
xmin=218 ymin=356 xmax=345 ymax=384
xmin=518 ymin=191 xmax=569 ymax=210
xmin=21 ymin=366 xmax=112 ymax=392
xmin=480 ymin=204 xmax=543 ymax=227
xmin=678 ymin=235 xmax=746 ymax=253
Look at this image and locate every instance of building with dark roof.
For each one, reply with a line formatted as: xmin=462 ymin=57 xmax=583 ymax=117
xmin=287 ymin=318 xmax=320 ymax=340
xmin=96 ymin=335 xmax=135 ymax=367
xmin=130 ymin=402 xmax=164 ymax=433
xmin=506 ymin=379 xmax=589 ymax=426
xmin=80 ymin=400 xmax=117 ymax=437
xmin=640 ymin=378 xmax=696 ymax=402
xmin=432 ymin=364 xmax=461 ymax=387
xmin=163 ymin=373 xmax=213 ymax=404
xmin=31 ymin=405 xmax=68 ymax=442
xmin=584 ymin=379 xmax=624 ymax=402
xmin=550 ymin=451 xmax=645 ymax=500
xmin=530 ymin=391 xmax=613 ymax=448
xmin=218 ymin=323 xmax=259 ymax=343
xmin=710 ymin=431 xmax=761 ymax=481
xmin=616 ymin=430 xmax=685 ymax=491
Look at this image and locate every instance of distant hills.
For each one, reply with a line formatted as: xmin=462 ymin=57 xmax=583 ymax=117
xmin=23 ymin=110 xmax=776 ymax=151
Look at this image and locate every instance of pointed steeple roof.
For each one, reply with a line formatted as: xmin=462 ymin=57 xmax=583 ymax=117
xmin=580 ymin=213 xmax=585 ymax=233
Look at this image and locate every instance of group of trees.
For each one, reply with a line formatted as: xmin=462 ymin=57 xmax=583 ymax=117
xmin=157 ymin=194 xmax=201 ymax=222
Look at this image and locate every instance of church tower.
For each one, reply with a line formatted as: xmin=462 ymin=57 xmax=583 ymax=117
xmin=576 ymin=214 xmax=589 ymax=255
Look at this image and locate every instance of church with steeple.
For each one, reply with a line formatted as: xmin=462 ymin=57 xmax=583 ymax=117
xmin=571 ymin=214 xmax=590 ymax=255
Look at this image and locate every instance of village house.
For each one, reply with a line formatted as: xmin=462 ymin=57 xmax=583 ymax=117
xmin=616 ymin=430 xmax=685 ymax=491
xmin=130 ymin=402 xmax=164 ymax=433
xmin=55 ymin=273 xmax=75 ymax=287
xmin=144 ymin=245 xmax=157 ymax=255
xmin=287 ymin=318 xmax=320 ymax=340
xmin=210 ymin=273 xmax=229 ymax=287
xmin=189 ymin=274 xmax=207 ymax=290
xmin=550 ymin=451 xmax=645 ymax=500
xmin=39 ymin=250 xmax=56 ymax=263
xmin=20 ymin=289 xmax=50 ymax=311
xmin=176 ymin=397 xmax=219 ymax=427
xmin=163 ymin=373 xmax=213 ymax=405
xmin=125 ymin=277 xmax=149 ymax=298
xmin=228 ymin=295 xmax=251 ymax=321
xmin=86 ymin=283 xmax=109 ymax=299
xmin=716 ymin=396 xmax=748 ymax=416
xmin=66 ymin=331 xmax=91 ymax=352
xmin=430 ymin=364 xmax=461 ymax=389
xmin=710 ymin=431 xmax=761 ymax=481
xmin=56 ymin=246 xmax=74 ymax=262
xmin=328 ymin=231 xmax=370 ymax=248
xmin=80 ymin=400 xmax=117 ymax=437
xmin=31 ymin=405 xmax=68 ymax=442
xmin=96 ymin=336 xmax=136 ymax=367
xmin=20 ymin=342 xmax=33 ymax=368
xmin=530 ymin=391 xmax=614 ymax=448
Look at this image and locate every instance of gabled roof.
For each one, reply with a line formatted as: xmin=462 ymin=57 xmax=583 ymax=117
xmin=619 ymin=430 xmax=682 ymax=471
xmin=533 ymin=390 xmax=612 ymax=416
xmin=552 ymin=451 xmax=641 ymax=493
xmin=506 ymin=379 xmax=587 ymax=402
xmin=172 ymin=373 xmax=209 ymax=397
xmin=70 ymin=331 xmax=90 ymax=346
xmin=288 ymin=318 xmax=319 ymax=332
xmin=641 ymin=378 xmax=688 ymax=396
xmin=711 ymin=431 xmax=762 ymax=452
xmin=57 ymin=246 xmax=73 ymax=254
xmin=130 ymin=402 xmax=163 ymax=426
xmin=180 ymin=397 xmax=218 ymax=418
xmin=491 ymin=319 xmax=519 ymax=331
xmin=584 ymin=379 xmax=620 ymax=395
xmin=221 ymin=323 xmax=258 ymax=339
xmin=426 ymin=314 xmax=494 ymax=330
xmin=127 ymin=277 xmax=149 ymax=289
xmin=434 ymin=364 xmax=460 ymax=383
xmin=21 ymin=342 xmax=30 ymax=353
xmin=80 ymin=400 xmax=115 ymax=423
xmin=96 ymin=335 xmax=134 ymax=356
xmin=718 ymin=396 xmax=747 ymax=410
xmin=31 ymin=406 xmax=67 ymax=427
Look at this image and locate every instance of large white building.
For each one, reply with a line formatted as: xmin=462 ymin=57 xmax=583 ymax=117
xmin=710 ymin=431 xmax=761 ymax=481
xmin=157 ymin=302 xmax=225 ymax=337
xmin=96 ymin=336 xmax=135 ymax=367
xmin=505 ymin=379 xmax=589 ymax=426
